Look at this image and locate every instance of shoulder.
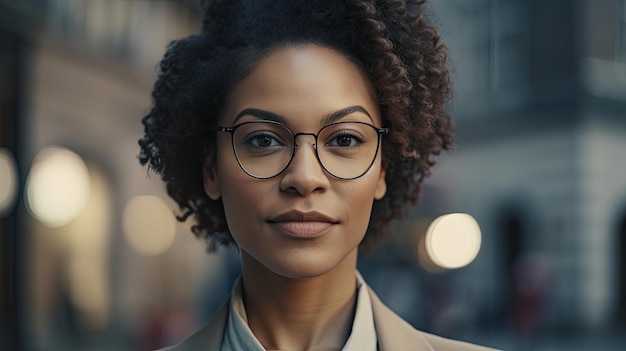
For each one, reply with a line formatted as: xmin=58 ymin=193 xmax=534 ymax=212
xmin=156 ymin=299 xmax=229 ymax=351
xmin=367 ymin=286 xmax=501 ymax=351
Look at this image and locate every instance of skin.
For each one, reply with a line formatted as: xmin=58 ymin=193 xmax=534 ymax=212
xmin=203 ymin=45 xmax=387 ymax=350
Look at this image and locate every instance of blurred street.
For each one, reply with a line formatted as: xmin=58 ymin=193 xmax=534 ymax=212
xmin=1 ymin=0 xmax=626 ymax=350
xmin=475 ymin=328 xmax=626 ymax=351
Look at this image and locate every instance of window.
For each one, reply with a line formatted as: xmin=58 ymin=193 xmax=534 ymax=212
xmin=438 ymin=0 xmax=529 ymax=95
xmin=490 ymin=0 xmax=530 ymax=91
xmin=617 ymin=0 xmax=626 ymax=62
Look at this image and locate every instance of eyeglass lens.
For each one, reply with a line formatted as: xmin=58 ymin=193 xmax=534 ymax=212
xmin=230 ymin=121 xmax=382 ymax=179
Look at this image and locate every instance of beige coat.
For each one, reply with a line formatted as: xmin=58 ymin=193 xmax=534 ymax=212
xmin=161 ymin=287 xmax=501 ymax=351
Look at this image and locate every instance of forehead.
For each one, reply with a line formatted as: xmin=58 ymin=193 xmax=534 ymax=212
xmin=220 ymin=45 xmax=381 ymax=127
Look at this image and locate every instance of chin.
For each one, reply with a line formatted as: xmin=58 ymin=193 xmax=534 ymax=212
xmin=261 ymin=248 xmax=357 ymax=280
xmin=273 ymin=264 xmax=335 ymax=280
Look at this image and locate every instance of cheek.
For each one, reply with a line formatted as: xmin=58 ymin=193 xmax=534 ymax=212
xmin=216 ymin=159 xmax=278 ymax=240
xmin=219 ymin=179 xmax=262 ymax=246
xmin=216 ymin=154 xmax=258 ymax=220
xmin=219 ymin=173 xmax=263 ymax=214
xmin=339 ymin=173 xmax=383 ymax=225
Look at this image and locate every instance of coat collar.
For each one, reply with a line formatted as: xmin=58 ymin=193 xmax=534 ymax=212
xmin=163 ymin=283 xmax=498 ymax=351
xmin=160 ymin=301 xmax=228 ymax=351
xmin=367 ymin=286 xmax=435 ymax=351
xmin=165 ymin=287 xmax=434 ymax=351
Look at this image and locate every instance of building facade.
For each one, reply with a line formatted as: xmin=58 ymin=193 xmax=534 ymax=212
xmin=430 ymin=0 xmax=626 ymax=331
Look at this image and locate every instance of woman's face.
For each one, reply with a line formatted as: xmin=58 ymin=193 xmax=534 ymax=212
xmin=204 ymin=45 xmax=386 ymax=279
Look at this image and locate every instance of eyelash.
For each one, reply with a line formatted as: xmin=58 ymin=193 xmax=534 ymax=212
xmin=325 ymin=131 xmax=366 ymax=147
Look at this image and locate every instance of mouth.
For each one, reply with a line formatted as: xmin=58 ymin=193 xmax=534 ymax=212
xmin=267 ymin=210 xmax=339 ymax=239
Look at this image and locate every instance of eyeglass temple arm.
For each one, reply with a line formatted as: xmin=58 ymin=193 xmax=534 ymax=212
xmin=215 ymin=125 xmax=388 ymax=135
xmin=215 ymin=126 xmax=234 ymax=134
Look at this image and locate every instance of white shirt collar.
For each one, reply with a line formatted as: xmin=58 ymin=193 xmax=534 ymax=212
xmin=222 ymin=271 xmax=377 ymax=351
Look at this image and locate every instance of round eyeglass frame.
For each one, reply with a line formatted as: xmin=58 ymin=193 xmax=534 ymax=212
xmin=216 ymin=120 xmax=389 ymax=180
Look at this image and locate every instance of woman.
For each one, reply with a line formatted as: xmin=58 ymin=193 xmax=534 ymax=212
xmin=139 ymin=0 xmax=499 ymax=350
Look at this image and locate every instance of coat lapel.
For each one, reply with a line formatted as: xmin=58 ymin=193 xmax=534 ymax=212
xmin=368 ymin=287 xmax=435 ymax=351
xmin=163 ymin=284 xmax=497 ymax=351
xmin=161 ymin=299 xmax=229 ymax=351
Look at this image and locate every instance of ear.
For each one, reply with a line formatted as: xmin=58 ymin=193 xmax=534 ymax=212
xmin=203 ymin=158 xmax=221 ymax=200
xmin=374 ymin=169 xmax=386 ymax=200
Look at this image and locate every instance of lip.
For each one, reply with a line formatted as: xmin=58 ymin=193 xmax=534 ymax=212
xmin=268 ymin=210 xmax=339 ymax=239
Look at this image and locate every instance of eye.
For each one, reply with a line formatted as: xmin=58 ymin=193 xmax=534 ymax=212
xmin=326 ymin=132 xmax=364 ymax=147
xmin=244 ymin=132 xmax=284 ymax=148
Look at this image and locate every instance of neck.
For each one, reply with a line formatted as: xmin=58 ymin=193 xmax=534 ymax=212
xmin=240 ymin=250 xmax=358 ymax=351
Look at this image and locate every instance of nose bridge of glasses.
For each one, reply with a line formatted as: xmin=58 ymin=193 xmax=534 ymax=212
xmin=293 ymin=132 xmax=318 ymax=150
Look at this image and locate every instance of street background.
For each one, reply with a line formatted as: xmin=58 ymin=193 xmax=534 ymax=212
xmin=1 ymin=0 xmax=625 ymax=350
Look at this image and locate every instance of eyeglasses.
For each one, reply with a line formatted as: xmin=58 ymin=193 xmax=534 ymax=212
xmin=217 ymin=120 xmax=389 ymax=180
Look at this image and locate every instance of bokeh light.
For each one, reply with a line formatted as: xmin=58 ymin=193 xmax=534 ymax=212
xmin=65 ymin=166 xmax=112 ymax=328
xmin=0 ymin=148 xmax=19 ymax=217
xmin=25 ymin=146 xmax=91 ymax=227
xmin=122 ymin=195 xmax=176 ymax=256
xmin=425 ymin=213 xmax=482 ymax=270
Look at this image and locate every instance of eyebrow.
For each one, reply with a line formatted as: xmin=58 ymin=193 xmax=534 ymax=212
xmin=232 ymin=105 xmax=373 ymax=126
xmin=321 ymin=105 xmax=373 ymax=125
xmin=232 ymin=108 xmax=285 ymax=125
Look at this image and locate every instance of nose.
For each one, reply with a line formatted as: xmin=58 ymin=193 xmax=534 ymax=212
xmin=279 ymin=134 xmax=330 ymax=195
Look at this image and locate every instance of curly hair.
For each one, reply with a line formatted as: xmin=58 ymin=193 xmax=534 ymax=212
xmin=138 ymin=0 xmax=454 ymax=251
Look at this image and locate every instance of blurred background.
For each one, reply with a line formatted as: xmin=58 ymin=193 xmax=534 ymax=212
xmin=1 ymin=0 xmax=625 ymax=350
